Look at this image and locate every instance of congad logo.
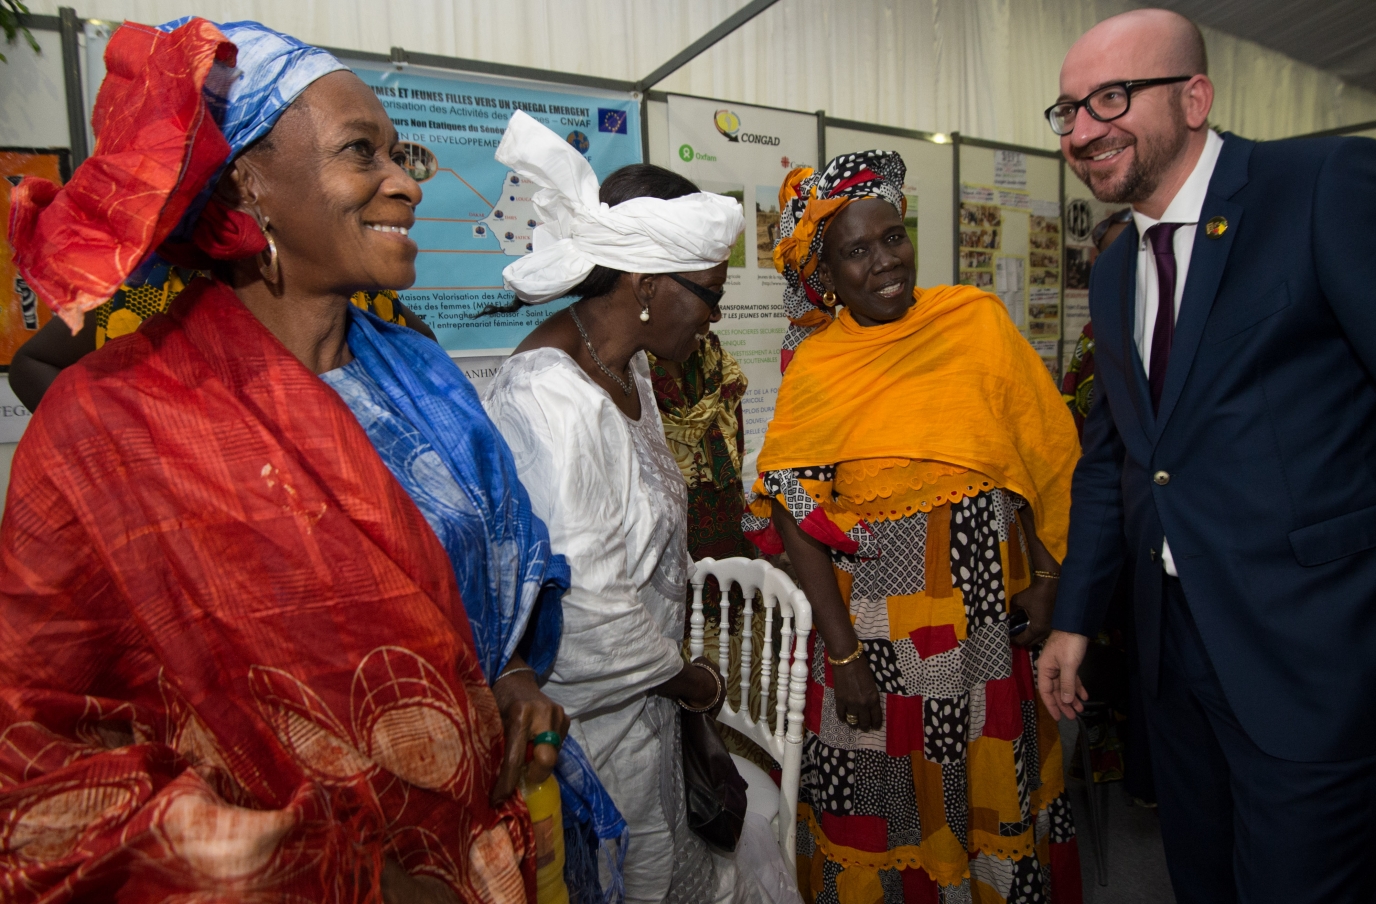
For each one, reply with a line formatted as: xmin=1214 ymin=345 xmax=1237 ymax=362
xmin=712 ymin=108 xmax=781 ymax=146
xmin=713 ymin=109 xmax=741 ymax=141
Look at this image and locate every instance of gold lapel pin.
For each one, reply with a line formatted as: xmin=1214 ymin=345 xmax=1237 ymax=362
xmin=1205 ymin=216 xmax=1228 ymax=238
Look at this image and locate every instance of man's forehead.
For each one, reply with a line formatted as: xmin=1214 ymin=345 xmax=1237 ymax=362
xmin=1060 ymin=30 xmax=1166 ymax=95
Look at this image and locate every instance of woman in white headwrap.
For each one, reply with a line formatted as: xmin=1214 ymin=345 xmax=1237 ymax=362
xmin=482 ymin=112 xmax=746 ymax=903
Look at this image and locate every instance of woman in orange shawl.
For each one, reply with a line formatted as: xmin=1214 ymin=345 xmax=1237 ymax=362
xmin=744 ymin=152 xmax=1084 ymax=903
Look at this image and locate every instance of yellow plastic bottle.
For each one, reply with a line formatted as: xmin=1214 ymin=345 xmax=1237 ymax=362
xmin=521 ymin=772 xmax=569 ymax=904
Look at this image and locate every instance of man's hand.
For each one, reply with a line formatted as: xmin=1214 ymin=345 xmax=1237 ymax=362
xmin=1037 ymin=630 xmax=1090 ymax=720
xmin=489 ymin=663 xmax=569 ymax=807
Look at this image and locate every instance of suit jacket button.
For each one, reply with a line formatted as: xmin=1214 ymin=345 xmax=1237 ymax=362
xmin=1150 ymin=548 xmax=1157 ymax=561
xmin=1153 ymin=470 xmax=1170 ymax=485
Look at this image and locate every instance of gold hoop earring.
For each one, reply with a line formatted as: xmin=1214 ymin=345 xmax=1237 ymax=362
xmin=258 ymin=216 xmax=280 ymax=284
xmin=822 ymin=289 xmax=837 ymax=307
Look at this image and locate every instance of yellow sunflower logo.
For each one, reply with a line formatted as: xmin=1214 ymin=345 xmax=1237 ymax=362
xmin=713 ymin=109 xmax=741 ymax=142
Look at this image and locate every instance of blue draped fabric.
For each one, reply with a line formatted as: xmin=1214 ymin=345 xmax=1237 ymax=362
xmin=324 ymin=309 xmax=566 ymax=679
xmin=323 ymin=309 xmax=627 ymax=901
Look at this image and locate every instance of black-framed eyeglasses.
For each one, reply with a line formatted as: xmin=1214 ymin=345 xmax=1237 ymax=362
xmin=1044 ymin=76 xmax=1192 ymax=136
xmin=666 ymin=273 xmax=724 ymax=316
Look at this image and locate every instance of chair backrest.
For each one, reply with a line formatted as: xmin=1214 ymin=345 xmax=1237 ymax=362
xmin=688 ymin=556 xmax=813 ymax=865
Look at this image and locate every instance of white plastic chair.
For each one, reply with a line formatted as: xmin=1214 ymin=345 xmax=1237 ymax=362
xmin=688 ymin=556 xmax=813 ymax=868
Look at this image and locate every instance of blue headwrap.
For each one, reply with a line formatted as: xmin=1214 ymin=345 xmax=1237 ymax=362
xmin=154 ymin=18 xmax=347 ymax=245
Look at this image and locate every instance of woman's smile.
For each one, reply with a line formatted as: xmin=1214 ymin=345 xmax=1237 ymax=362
xmin=363 ymin=219 xmax=417 ymax=254
xmin=874 ymin=277 xmax=907 ymax=298
xmin=364 ymin=222 xmax=411 ymax=236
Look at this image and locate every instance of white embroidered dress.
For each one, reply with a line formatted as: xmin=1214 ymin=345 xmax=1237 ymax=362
xmin=483 ymin=347 xmax=723 ymax=904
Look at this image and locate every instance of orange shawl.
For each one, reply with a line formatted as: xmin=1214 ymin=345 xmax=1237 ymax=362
xmin=756 ymin=285 xmax=1080 ymax=559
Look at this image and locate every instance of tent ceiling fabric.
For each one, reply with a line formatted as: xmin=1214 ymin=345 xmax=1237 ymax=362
xmin=28 ymin=0 xmax=1376 ymax=148
xmin=1152 ymin=0 xmax=1376 ymax=95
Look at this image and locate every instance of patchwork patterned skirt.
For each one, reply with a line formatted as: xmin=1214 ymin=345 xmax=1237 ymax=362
xmin=795 ymin=487 xmax=1081 ymax=903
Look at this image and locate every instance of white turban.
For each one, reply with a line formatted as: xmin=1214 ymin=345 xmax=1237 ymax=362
xmin=496 ymin=110 xmax=745 ymax=304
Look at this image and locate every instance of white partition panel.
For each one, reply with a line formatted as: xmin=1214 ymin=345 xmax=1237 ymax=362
xmin=666 ymin=93 xmax=820 ymax=491
xmin=0 ymin=29 xmax=68 ymax=149
xmin=646 ymin=97 xmax=669 ymax=168
xmin=957 ymin=142 xmax=1064 ymax=379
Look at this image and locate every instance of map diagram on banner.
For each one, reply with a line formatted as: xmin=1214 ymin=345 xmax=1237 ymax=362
xmin=482 ymin=173 xmax=537 ymax=255
xmin=353 ymin=67 xmax=641 ymax=354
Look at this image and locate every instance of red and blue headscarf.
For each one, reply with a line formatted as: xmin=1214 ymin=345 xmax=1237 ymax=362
xmin=8 ymin=18 xmax=345 ymax=329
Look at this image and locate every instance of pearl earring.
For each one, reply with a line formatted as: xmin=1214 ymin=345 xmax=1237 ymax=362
xmin=639 ymin=306 xmax=650 ymax=322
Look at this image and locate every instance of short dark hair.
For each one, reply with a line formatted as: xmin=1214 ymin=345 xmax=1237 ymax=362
xmin=1091 ymin=207 xmax=1134 ymax=251
xmin=479 ymin=163 xmax=699 ymax=316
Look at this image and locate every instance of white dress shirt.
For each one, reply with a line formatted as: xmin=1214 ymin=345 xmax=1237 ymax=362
xmin=1130 ymin=128 xmax=1224 ymax=577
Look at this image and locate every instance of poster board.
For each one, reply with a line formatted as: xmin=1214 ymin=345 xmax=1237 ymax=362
xmin=666 ymin=94 xmax=819 ymax=488
xmin=0 ymin=28 xmax=72 ymax=444
xmin=824 ymin=126 xmax=955 ymax=286
xmin=350 ymin=62 xmax=642 ymax=365
xmin=957 ymin=142 xmax=1064 ymax=378
xmin=1061 ymin=168 xmax=1132 ymax=375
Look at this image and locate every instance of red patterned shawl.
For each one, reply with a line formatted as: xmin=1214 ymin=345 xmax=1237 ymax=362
xmin=0 ymin=279 xmax=532 ymax=902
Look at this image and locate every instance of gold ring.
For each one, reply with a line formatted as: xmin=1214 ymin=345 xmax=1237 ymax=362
xmin=845 ymin=714 xmax=858 ymax=726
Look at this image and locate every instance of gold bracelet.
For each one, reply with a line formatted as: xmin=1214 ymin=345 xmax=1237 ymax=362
xmin=677 ymin=661 xmax=725 ymax=713
xmin=1034 ymin=570 xmax=1061 ymax=580
xmin=827 ymin=641 xmax=864 ymax=666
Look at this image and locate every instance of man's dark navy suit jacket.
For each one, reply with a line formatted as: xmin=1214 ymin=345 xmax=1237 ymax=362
xmin=1052 ymin=131 xmax=1376 ymax=762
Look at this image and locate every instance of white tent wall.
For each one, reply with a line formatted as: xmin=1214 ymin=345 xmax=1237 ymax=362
xmin=24 ymin=0 xmax=1376 ymax=148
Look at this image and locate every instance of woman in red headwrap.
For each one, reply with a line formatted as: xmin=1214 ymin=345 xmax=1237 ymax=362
xmin=0 ymin=18 xmax=581 ymax=903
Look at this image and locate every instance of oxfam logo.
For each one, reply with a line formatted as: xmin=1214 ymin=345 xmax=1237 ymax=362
xmin=678 ymin=143 xmax=695 ymax=162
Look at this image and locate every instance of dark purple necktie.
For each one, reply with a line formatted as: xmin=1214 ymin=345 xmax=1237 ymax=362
xmin=1145 ymin=222 xmax=1182 ymax=413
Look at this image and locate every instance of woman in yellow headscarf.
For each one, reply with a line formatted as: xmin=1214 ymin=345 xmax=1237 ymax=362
xmin=744 ymin=151 xmax=1084 ymax=903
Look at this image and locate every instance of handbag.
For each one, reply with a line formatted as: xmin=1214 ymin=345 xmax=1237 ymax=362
xmin=681 ymin=707 xmax=749 ymax=852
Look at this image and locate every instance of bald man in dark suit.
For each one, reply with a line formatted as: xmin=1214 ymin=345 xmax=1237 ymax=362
xmin=1038 ymin=10 xmax=1376 ymax=903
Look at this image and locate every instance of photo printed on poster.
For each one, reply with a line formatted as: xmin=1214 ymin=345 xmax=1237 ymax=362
xmin=959 ymin=174 xmax=1062 ymax=377
xmin=1058 ymin=194 xmax=1133 ymax=374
